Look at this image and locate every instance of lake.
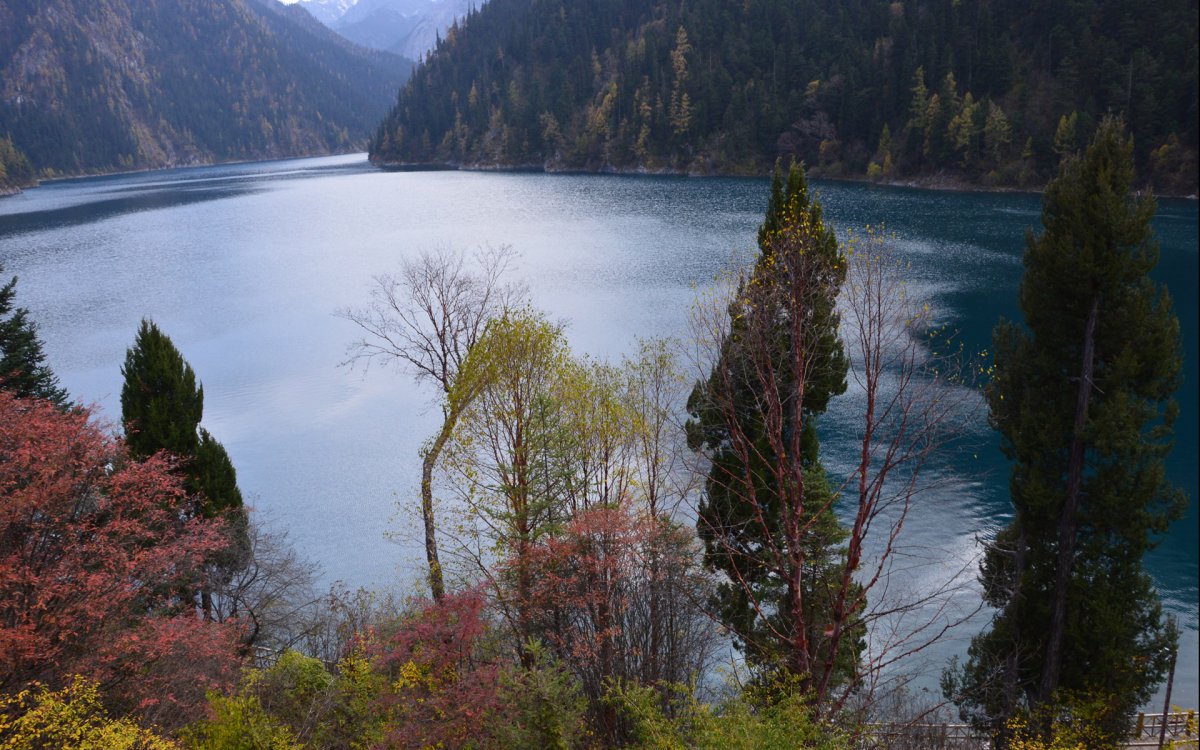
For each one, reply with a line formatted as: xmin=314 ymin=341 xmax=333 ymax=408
xmin=0 ymin=153 xmax=1195 ymax=708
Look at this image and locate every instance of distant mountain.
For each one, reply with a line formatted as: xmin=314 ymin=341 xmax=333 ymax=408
xmin=0 ymin=0 xmax=415 ymax=177
xmin=294 ymin=0 xmax=473 ymax=62
xmin=369 ymin=0 xmax=1198 ymax=194
xmin=292 ymin=0 xmax=355 ymax=26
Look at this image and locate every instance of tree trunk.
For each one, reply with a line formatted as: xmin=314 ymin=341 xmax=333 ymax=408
xmin=647 ymin=544 xmax=661 ymax=685
xmin=1038 ymin=296 xmax=1099 ymax=703
xmin=421 ymin=409 xmax=456 ymax=601
xmin=1158 ymin=636 xmax=1176 ymax=750
xmin=1006 ymin=523 xmax=1028 ymax=712
xmin=787 ymin=467 xmax=812 ymax=681
xmin=817 ymin=356 xmax=877 ymax=700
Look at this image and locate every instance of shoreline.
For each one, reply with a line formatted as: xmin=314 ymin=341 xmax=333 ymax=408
xmin=373 ymin=158 xmax=1199 ymax=200
xmin=28 ymin=145 xmax=370 ymax=188
xmin=0 ymin=177 xmax=37 ymax=197
xmin=13 ymin=151 xmax=1198 ymax=201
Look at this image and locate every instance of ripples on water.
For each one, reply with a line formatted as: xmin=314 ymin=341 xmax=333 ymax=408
xmin=0 ymin=154 xmax=1195 ymax=706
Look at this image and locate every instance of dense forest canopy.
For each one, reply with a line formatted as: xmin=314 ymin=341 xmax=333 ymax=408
xmin=370 ymin=0 xmax=1198 ymax=193
xmin=0 ymin=0 xmax=413 ymax=177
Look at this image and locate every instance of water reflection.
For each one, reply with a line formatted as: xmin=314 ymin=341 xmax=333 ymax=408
xmin=0 ymin=186 xmax=260 ymax=238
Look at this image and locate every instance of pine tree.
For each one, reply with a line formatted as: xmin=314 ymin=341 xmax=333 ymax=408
xmin=121 ymin=320 xmax=244 ymax=522
xmin=949 ymin=117 xmax=1185 ymax=741
xmin=687 ymin=161 xmax=859 ymax=691
xmin=0 ymin=270 xmax=68 ymax=406
xmin=121 ymin=320 xmax=202 ymax=460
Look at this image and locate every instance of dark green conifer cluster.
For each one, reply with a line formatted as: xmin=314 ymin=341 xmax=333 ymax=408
xmin=370 ymin=0 xmax=1197 ymax=192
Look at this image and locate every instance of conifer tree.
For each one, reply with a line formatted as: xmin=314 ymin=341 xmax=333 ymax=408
xmin=950 ymin=117 xmax=1185 ymax=741
xmin=0 ymin=271 xmax=68 ymax=407
xmin=121 ymin=320 xmax=202 ymax=459
xmin=687 ymin=161 xmax=858 ymax=690
xmin=121 ymin=320 xmax=245 ymax=523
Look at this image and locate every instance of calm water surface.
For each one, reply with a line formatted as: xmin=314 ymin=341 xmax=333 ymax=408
xmin=1 ymin=154 xmax=1195 ymax=706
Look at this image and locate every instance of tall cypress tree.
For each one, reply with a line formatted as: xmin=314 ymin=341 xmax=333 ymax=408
xmin=0 ymin=271 xmax=68 ymax=406
xmin=950 ymin=117 xmax=1185 ymax=740
xmin=687 ymin=161 xmax=859 ymax=689
xmin=121 ymin=319 xmax=244 ymax=523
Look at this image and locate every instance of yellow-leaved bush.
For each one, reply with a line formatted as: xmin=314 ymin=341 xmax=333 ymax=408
xmin=0 ymin=677 xmax=177 ymax=750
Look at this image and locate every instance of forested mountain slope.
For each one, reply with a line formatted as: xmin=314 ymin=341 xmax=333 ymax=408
xmin=369 ymin=0 xmax=1198 ymax=193
xmin=0 ymin=0 xmax=413 ymax=177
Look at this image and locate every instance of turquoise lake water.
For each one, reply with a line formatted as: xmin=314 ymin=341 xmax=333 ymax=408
xmin=0 ymin=153 xmax=1194 ymax=707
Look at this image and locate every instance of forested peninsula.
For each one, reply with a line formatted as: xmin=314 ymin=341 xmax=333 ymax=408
xmin=0 ymin=0 xmax=413 ymax=180
xmin=369 ymin=0 xmax=1199 ymax=194
xmin=0 ymin=136 xmax=34 ymax=195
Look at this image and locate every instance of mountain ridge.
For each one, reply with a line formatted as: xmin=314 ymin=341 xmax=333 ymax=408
xmin=294 ymin=0 xmax=473 ymax=63
xmin=0 ymin=0 xmax=414 ymax=179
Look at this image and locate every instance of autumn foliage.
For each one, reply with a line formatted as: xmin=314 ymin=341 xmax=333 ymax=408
xmin=368 ymin=590 xmax=503 ymax=748
xmin=513 ymin=505 xmax=710 ymax=700
xmin=0 ymin=391 xmax=242 ymax=728
xmin=0 ymin=677 xmax=180 ymax=749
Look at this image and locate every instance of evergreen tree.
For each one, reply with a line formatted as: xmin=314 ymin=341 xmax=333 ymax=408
xmin=194 ymin=428 xmax=244 ymax=521
xmin=121 ymin=320 xmax=202 ymax=461
xmin=687 ymin=162 xmax=858 ymax=690
xmin=0 ymin=270 xmax=68 ymax=406
xmin=949 ymin=117 xmax=1185 ymax=741
xmin=121 ymin=320 xmax=244 ymax=522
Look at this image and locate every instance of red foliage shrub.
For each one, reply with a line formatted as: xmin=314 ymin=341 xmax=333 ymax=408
xmin=369 ymin=590 xmax=503 ymax=749
xmin=508 ymin=504 xmax=713 ymax=702
xmin=0 ymin=392 xmax=242 ymax=727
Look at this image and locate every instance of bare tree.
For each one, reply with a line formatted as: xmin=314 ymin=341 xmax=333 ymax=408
xmin=825 ymin=232 xmax=982 ymax=713
xmin=623 ymin=337 xmax=698 ymax=521
xmin=209 ymin=514 xmax=321 ymax=659
xmin=336 ymin=245 xmax=525 ymax=600
xmin=621 ymin=337 xmax=707 ymax=688
xmin=297 ymin=583 xmax=409 ymax=667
